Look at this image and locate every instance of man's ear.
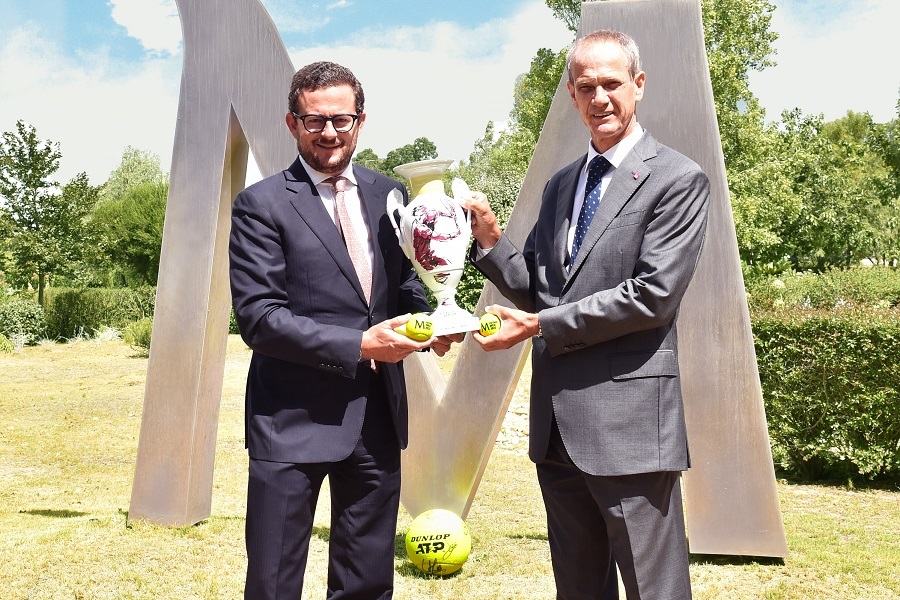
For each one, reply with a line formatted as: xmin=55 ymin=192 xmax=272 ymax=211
xmin=285 ymin=112 xmax=299 ymax=137
xmin=633 ymin=71 xmax=646 ymax=102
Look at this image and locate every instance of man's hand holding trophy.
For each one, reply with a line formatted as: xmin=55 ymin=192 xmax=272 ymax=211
xmin=388 ymin=159 xmax=499 ymax=338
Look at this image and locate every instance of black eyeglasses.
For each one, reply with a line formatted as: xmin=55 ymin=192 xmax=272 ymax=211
xmin=292 ymin=113 xmax=359 ymax=133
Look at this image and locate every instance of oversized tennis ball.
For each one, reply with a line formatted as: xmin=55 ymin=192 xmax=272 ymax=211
xmin=479 ymin=312 xmax=502 ymax=336
xmin=395 ymin=313 xmax=433 ymax=341
xmin=405 ymin=509 xmax=472 ymax=576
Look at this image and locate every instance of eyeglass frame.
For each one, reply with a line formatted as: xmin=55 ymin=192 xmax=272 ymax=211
xmin=291 ymin=112 xmax=360 ymax=133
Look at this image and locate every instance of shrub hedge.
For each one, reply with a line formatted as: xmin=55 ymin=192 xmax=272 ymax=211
xmin=43 ymin=287 xmax=156 ymax=340
xmin=750 ymin=269 xmax=900 ymax=482
xmin=0 ymin=299 xmax=46 ymax=345
xmin=746 ymin=265 xmax=900 ymax=311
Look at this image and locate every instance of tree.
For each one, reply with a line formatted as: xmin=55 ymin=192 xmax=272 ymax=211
xmin=91 ymin=181 xmax=168 ymax=285
xmin=99 ymin=146 xmax=167 ymax=204
xmin=0 ymin=121 xmax=99 ymax=304
xmin=511 ymin=48 xmax=568 ymax=141
xmin=356 ymin=137 xmax=439 ymax=181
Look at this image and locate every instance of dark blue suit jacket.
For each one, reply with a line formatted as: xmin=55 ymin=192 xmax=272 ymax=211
xmin=229 ymin=158 xmax=429 ymax=463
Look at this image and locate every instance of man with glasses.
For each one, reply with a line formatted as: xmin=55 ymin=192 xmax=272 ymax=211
xmin=229 ymin=61 xmax=459 ymax=599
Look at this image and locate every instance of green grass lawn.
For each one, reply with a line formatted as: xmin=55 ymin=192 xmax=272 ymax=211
xmin=1 ymin=336 xmax=897 ymax=599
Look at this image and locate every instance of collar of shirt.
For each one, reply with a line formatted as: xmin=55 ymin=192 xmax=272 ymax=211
xmin=296 ymin=155 xmax=375 ymax=267
xmin=297 ymin=154 xmax=358 ymax=189
xmin=568 ymin=124 xmax=645 ymax=264
xmin=582 ymin=123 xmax=644 ymax=176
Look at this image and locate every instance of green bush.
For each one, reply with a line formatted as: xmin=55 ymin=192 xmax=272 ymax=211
xmin=753 ymin=305 xmax=900 ymax=481
xmin=0 ymin=299 xmax=46 ymax=345
xmin=746 ymin=266 xmax=900 ymax=311
xmin=123 ymin=317 xmax=153 ymax=352
xmin=0 ymin=332 xmax=14 ymax=353
xmin=43 ymin=287 xmax=156 ymax=340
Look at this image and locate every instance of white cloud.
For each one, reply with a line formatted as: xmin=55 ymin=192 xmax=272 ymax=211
xmin=108 ymin=0 xmax=181 ymax=55
xmin=0 ymin=25 xmax=181 ymax=184
xmin=260 ymin=0 xmax=333 ymax=35
xmin=0 ymin=1 xmax=569 ymax=186
xmin=285 ymin=1 xmax=572 ymax=162
xmin=749 ymin=0 xmax=900 ymax=123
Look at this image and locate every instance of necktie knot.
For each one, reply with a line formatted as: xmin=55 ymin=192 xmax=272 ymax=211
xmin=586 ymin=154 xmax=611 ymax=192
xmin=325 ymin=175 xmax=346 ymax=193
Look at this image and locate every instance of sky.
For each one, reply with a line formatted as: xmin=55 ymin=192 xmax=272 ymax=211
xmin=0 ymin=0 xmax=898 ymax=186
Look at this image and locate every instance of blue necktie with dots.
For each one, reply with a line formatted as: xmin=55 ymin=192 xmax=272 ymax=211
xmin=571 ymin=154 xmax=612 ymax=264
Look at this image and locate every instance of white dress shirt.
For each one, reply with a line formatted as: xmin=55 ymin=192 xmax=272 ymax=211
xmin=567 ymin=124 xmax=645 ymax=263
xmin=298 ymin=155 xmax=375 ymax=271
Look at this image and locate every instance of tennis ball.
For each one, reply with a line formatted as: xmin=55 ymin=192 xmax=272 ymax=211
xmin=479 ymin=312 xmax=502 ymax=336
xmin=395 ymin=313 xmax=433 ymax=341
xmin=405 ymin=509 xmax=471 ymax=576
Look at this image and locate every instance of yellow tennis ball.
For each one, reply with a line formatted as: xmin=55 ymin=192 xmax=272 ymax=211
xmin=395 ymin=313 xmax=433 ymax=341
xmin=479 ymin=312 xmax=502 ymax=336
xmin=405 ymin=509 xmax=471 ymax=576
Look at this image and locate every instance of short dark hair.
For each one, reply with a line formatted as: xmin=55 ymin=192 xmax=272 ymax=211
xmin=288 ymin=61 xmax=365 ymax=115
xmin=567 ymin=29 xmax=642 ymax=82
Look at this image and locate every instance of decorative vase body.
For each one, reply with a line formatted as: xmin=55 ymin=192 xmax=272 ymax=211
xmin=389 ymin=159 xmax=480 ymax=336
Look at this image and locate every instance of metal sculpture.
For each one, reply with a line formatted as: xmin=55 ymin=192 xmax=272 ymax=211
xmin=130 ymin=0 xmax=788 ymax=558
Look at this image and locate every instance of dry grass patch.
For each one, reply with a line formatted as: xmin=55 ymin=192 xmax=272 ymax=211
xmin=1 ymin=336 xmax=897 ymax=599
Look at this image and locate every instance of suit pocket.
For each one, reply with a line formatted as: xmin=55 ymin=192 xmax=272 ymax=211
xmin=610 ymin=349 xmax=678 ymax=380
xmin=608 ymin=210 xmax=644 ymax=229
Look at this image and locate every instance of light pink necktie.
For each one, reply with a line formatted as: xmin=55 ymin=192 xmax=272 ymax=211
xmin=326 ymin=176 xmax=372 ymax=304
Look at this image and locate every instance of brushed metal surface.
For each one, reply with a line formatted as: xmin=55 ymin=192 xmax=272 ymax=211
xmin=128 ymin=0 xmax=296 ymax=525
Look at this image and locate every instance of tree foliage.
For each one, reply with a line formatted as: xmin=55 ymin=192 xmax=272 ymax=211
xmin=99 ymin=146 xmax=167 ymax=204
xmin=91 ymin=181 xmax=168 ymax=285
xmin=0 ymin=121 xmax=99 ymax=304
xmin=511 ymin=48 xmax=568 ymax=142
xmin=355 ymin=137 xmax=438 ymax=181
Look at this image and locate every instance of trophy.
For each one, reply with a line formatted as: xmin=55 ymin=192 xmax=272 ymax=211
xmin=388 ymin=159 xmax=481 ymax=336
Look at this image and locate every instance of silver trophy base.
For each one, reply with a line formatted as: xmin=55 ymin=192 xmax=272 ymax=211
xmin=430 ymin=301 xmax=481 ymax=336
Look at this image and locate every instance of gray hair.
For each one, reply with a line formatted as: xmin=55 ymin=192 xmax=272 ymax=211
xmin=567 ymin=29 xmax=642 ymax=81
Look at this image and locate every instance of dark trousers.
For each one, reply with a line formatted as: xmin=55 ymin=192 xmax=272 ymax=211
xmin=245 ymin=381 xmax=401 ymax=599
xmin=536 ymin=421 xmax=692 ymax=600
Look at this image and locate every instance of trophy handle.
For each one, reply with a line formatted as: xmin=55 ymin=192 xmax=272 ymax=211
xmin=386 ymin=188 xmax=412 ymax=260
xmin=451 ymin=178 xmax=472 ymax=229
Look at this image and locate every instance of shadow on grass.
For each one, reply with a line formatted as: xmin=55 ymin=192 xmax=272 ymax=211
xmin=506 ymin=532 xmax=548 ymax=542
xmin=775 ymin=470 xmax=900 ymax=492
xmin=690 ymin=554 xmax=785 ymax=567
xmin=22 ymin=509 xmax=89 ymax=518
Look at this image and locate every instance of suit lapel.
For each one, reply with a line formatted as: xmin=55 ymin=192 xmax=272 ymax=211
xmin=285 ymin=159 xmax=369 ymax=306
xmin=554 ymin=158 xmax=584 ymax=283
xmin=565 ymin=133 xmax=658 ymax=283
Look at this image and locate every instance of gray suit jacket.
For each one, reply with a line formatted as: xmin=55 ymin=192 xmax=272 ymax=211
xmin=474 ymin=131 xmax=710 ymax=477
xmin=229 ymin=159 xmax=430 ymax=464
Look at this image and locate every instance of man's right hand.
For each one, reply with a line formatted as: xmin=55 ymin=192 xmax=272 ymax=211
xmin=461 ymin=191 xmax=502 ymax=251
xmin=361 ymin=314 xmax=432 ymax=363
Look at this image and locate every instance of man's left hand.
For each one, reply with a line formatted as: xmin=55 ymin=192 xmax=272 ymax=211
xmin=472 ymin=305 xmax=539 ymax=351
xmin=429 ymin=333 xmax=465 ymax=357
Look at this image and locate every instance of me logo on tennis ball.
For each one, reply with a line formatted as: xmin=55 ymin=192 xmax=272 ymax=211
xmin=479 ymin=312 xmax=501 ymax=336
xmin=394 ymin=313 xmax=434 ymax=341
xmin=405 ymin=509 xmax=472 ymax=576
